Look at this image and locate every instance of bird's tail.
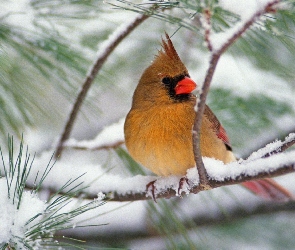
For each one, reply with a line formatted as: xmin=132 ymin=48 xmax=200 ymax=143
xmin=242 ymin=178 xmax=293 ymax=202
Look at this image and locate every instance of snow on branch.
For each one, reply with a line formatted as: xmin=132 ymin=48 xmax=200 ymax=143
xmin=27 ymin=133 xmax=294 ymax=202
xmin=87 ymin=147 xmax=295 ymax=202
xmin=193 ymin=0 xmax=280 ymax=188
xmin=244 ymin=133 xmax=295 ymax=162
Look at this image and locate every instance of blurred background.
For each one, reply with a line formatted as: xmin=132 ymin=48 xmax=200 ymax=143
xmin=1 ymin=0 xmax=295 ymax=249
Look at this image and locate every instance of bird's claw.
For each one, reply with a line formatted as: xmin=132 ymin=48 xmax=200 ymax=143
xmin=146 ymin=180 xmax=157 ymax=202
xmin=147 ymin=177 xmax=190 ymax=201
xmin=178 ymin=177 xmax=190 ymax=197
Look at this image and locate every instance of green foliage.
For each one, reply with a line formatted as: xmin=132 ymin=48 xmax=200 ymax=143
xmin=0 ymin=23 xmax=88 ymax=137
xmin=208 ymin=88 xmax=294 ymax=151
xmin=0 ymin=0 xmax=107 ymax=137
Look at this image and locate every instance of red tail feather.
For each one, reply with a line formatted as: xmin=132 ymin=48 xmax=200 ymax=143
xmin=242 ymin=178 xmax=293 ymax=202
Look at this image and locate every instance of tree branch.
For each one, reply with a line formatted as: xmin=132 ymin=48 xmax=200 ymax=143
xmin=193 ymin=0 xmax=280 ymax=188
xmin=65 ymin=140 xmax=124 ymax=151
xmin=84 ymin=159 xmax=295 ymax=202
xmin=24 ymin=134 xmax=295 ymax=202
xmin=100 ymin=124 xmax=294 ymax=202
xmin=60 ymin=200 xmax=295 ymax=243
xmin=24 ymin=156 xmax=295 ymax=202
xmin=55 ymin=13 xmax=149 ymax=158
xmin=262 ymin=133 xmax=295 ymax=158
xmin=192 ymin=53 xmax=220 ymax=189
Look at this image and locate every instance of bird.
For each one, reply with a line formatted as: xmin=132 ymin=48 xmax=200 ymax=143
xmin=124 ymin=33 xmax=292 ymax=201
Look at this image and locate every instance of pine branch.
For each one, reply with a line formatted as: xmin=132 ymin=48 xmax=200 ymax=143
xmin=55 ymin=13 xmax=149 ymax=158
xmin=193 ymin=0 xmax=280 ymax=189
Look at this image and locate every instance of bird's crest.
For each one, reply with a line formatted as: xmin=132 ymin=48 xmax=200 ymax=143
xmin=153 ymin=33 xmax=187 ymax=76
xmin=160 ymin=33 xmax=181 ymax=62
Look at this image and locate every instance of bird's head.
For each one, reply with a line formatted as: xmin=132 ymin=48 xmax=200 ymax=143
xmin=132 ymin=33 xmax=197 ymax=107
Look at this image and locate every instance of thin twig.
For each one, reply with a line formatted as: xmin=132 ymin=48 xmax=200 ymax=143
xmin=193 ymin=53 xmax=220 ymax=189
xmin=193 ymin=0 xmax=280 ymax=188
xmin=202 ymin=8 xmax=213 ymax=52
xmin=262 ymin=133 xmax=295 ymax=158
xmin=55 ymin=14 xmax=149 ymax=158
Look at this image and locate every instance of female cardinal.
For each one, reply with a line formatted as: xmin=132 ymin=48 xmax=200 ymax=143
xmin=124 ymin=33 xmax=292 ymax=201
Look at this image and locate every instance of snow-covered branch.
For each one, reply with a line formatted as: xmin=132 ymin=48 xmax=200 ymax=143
xmin=25 ymin=132 xmax=295 ymax=202
xmin=55 ymin=13 xmax=149 ymax=158
xmin=109 ymin=152 xmax=295 ymax=202
xmin=193 ymin=0 xmax=280 ymax=188
xmin=100 ymin=154 xmax=294 ymax=202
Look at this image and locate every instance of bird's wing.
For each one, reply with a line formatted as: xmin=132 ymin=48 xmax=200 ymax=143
xmin=204 ymin=105 xmax=232 ymax=151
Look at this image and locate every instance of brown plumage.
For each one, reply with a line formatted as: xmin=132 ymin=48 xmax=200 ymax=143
xmin=124 ymin=34 xmax=292 ymax=201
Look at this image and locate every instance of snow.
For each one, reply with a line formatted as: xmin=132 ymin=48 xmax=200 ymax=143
xmin=190 ymin=52 xmax=295 ymax=107
xmin=286 ymin=133 xmax=295 ymax=143
xmin=204 ymin=150 xmax=295 ymax=182
xmin=0 ymin=0 xmax=35 ymax=31
xmin=64 ymin=118 xmax=125 ymax=149
xmin=0 ymin=178 xmax=46 ymax=245
xmin=245 ymin=133 xmax=295 ymax=162
xmin=92 ymin=12 xmax=145 ymax=76
xmin=219 ymin=0 xmax=272 ymax=20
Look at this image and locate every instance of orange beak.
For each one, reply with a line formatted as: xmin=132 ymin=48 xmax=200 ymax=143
xmin=174 ymin=77 xmax=197 ymax=95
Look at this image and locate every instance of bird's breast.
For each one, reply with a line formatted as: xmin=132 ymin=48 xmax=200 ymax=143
xmin=124 ymin=103 xmax=196 ymax=176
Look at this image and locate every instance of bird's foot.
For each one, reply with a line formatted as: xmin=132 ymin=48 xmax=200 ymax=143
xmin=146 ymin=180 xmax=157 ymax=202
xmin=178 ymin=177 xmax=190 ymax=197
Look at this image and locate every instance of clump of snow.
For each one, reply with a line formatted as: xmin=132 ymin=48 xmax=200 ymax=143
xmin=0 ymin=178 xmax=46 ymax=245
xmin=0 ymin=0 xmax=35 ymax=31
xmin=204 ymin=150 xmax=295 ymax=182
xmin=245 ymin=133 xmax=295 ymax=162
xmin=64 ymin=118 xmax=125 ymax=149
xmin=286 ymin=133 xmax=295 ymax=143
xmin=151 ymin=175 xmax=180 ymax=197
xmin=245 ymin=139 xmax=283 ymax=162
xmin=96 ymin=192 xmax=106 ymax=201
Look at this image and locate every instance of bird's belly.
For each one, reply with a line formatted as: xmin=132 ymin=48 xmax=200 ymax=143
xmin=126 ymin=128 xmax=195 ymax=176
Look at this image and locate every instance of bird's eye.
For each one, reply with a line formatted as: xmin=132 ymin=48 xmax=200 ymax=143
xmin=162 ymin=77 xmax=171 ymax=85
